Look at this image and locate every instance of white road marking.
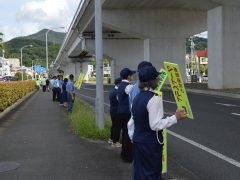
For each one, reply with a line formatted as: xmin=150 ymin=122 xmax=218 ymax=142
xmin=167 ymin=130 xmax=240 ymax=168
xmin=163 ymin=100 xmax=176 ymax=104
xmin=81 ymin=87 xmax=109 ymax=93
xmin=81 ymin=88 xmax=177 ymax=104
xmin=78 ymin=93 xmax=240 ymax=168
xmin=231 ymin=113 xmax=240 ymax=116
xmin=215 ymin=102 xmax=240 ymax=108
xmin=77 ymin=93 xmax=95 ymax=100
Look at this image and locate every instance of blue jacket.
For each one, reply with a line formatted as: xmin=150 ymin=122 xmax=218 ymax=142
xmin=129 ymin=81 xmax=140 ymax=111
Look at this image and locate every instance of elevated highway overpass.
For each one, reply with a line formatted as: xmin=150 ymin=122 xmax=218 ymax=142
xmin=52 ymin=0 xmax=240 ymax=89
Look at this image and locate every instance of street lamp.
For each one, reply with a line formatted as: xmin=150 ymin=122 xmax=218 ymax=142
xmin=46 ymin=27 xmax=64 ymax=72
xmin=20 ymin=45 xmax=33 ymax=81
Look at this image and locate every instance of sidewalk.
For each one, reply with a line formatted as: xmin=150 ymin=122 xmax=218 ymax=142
xmin=0 ymin=91 xmax=131 ymax=180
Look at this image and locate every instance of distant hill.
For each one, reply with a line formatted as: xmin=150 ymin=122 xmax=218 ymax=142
xmin=25 ymin=29 xmax=65 ymax=44
xmin=2 ymin=29 xmax=66 ymax=67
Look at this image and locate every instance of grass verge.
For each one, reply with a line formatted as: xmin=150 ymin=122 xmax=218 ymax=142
xmin=68 ymin=98 xmax=111 ymax=140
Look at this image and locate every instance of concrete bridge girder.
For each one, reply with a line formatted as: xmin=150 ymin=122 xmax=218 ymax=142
xmin=102 ymin=9 xmax=207 ymax=39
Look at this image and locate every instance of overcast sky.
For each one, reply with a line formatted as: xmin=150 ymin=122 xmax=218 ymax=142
xmin=0 ymin=0 xmax=80 ymax=41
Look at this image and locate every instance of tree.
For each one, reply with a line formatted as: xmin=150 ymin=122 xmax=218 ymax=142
xmin=90 ymin=57 xmax=109 ymax=68
xmin=15 ymin=72 xmax=30 ymax=80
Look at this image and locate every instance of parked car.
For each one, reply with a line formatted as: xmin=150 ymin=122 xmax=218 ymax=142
xmin=3 ymin=76 xmax=19 ymax=81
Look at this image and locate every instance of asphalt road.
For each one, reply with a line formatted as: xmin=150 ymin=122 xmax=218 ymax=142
xmin=78 ymin=83 xmax=240 ymax=180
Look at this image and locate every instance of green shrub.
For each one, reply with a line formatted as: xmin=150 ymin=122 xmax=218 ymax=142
xmin=68 ymin=98 xmax=111 ymax=140
xmin=0 ymin=81 xmax=35 ymax=112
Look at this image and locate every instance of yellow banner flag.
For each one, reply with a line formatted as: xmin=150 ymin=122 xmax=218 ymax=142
xmin=156 ymin=69 xmax=168 ymax=96
xmin=162 ymin=129 xmax=167 ymax=174
xmin=74 ymin=73 xmax=85 ymax=90
xmin=164 ymin=62 xmax=193 ymax=119
xmin=154 ymin=70 xmax=168 ymax=174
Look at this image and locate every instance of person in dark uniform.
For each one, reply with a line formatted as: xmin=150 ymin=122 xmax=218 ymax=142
xmin=129 ymin=66 xmax=187 ymax=180
xmin=61 ymin=78 xmax=68 ymax=108
xmin=117 ymin=68 xmax=136 ymax=162
xmin=108 ymin=77 xmax=122 ymax=147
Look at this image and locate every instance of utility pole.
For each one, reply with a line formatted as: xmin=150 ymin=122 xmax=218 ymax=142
xmin=95 ymin=0 xmax=104 ymax=129
xmin=190 ymin=36 xmax=195 ymax=75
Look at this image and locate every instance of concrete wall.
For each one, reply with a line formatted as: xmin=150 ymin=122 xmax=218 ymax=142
xmin=208 ymin=5 xmax=240 ymax=89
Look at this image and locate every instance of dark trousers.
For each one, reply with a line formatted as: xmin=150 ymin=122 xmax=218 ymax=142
xmin=42 ymin=85 xmax=46 ymax=92
xmin=110 ymin=112 xmax=120 ymax=143
xmin=67 ymin=93 xmax=74 ymax=113
xmin=52 ymin=87 xmax=60 ymax=101
xmin=52 ymin=88 xmax=57 ymax=101
xmin=56 ymin=88 xmax=61 ymax=101
xmin=118 ymin=113 xmax=132 ymax=162
xmin=59 ymin=92 xmax=63 ymax=104
xmin=133 ymin=142 xmax=163 ymax=180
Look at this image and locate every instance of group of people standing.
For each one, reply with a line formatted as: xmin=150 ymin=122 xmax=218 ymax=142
xmin=108 ymin=61 xmax=187 ymax=180
xmin=35 ymin=73 xmax=76 ymax=114
xmin=45 ymin=74 xmax=75 ymax=113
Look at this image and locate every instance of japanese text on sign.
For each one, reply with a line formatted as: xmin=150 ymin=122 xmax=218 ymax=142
xmin=164 ymin=62 xmax=193 ymax=119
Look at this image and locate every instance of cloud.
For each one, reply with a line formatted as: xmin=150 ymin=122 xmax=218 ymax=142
xmin=0 ymin=23 xmax=40 ymax=41
xmin=0 ymin=0 xmax=80 ymax=41
xmin=17 ymin=0 xmax=71 ymax=28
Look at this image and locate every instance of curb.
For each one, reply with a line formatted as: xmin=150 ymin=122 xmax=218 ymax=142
xmin=163 ymin=87 xmax=240 ymax=99
xmin=0 ymin=90 xmax=37 ymax=120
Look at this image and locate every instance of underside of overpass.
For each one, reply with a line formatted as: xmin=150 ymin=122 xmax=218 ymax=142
xmin=52 ymin=0 xmax=240 ymax=89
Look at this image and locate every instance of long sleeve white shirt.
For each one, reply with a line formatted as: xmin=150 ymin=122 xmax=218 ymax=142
xmin=128 ymin=93 xmax=177 ymax=140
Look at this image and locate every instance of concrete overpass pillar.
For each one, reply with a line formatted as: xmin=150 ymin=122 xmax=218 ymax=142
xmin=86 ymin=39 xmax=144 ymax=79
xmin=75 ymin=62 xmax=81 ymax=79
xmin=149 ymin=37 xmax=186 ymax=78
xmin=63 ymin=63 xmax=75 ymax=75
xmin=80 ymin=62 xmax=90 ymax=81
xmin=110 ymin=59 xmax=115 ymax=84
xmin=208 ymin=6 xmax=240 ymax=89
xmin=144 ymin=39 xmax=150 ymax=61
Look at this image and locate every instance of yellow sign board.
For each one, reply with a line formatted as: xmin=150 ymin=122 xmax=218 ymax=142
xmin=74 ymin=73 xmax=85 ymax=90
xmin=164 ymin=62 xmax=193 ymax=119
xmin=155 ymin=69 xmax=168 ymax=173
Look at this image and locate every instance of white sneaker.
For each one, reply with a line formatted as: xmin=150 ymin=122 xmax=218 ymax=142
xmin=108 ymin=139 xmax=113 ymax=145
xmin=111 ymin=142 xmax=122 ymax=148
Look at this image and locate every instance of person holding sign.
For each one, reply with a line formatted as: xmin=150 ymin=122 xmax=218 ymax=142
xmin=129 ymin=66 xmax=187 ymax=180
xmin=129 ymin=61 xmax=153 ymax=109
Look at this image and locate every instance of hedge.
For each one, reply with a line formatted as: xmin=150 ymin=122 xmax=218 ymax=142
xmin=0 ymin=81 xmax=35 ymax=112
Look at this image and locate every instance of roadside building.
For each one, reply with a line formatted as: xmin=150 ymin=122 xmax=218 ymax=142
xmin=0 ymin=57 xmax=11 ymax=78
